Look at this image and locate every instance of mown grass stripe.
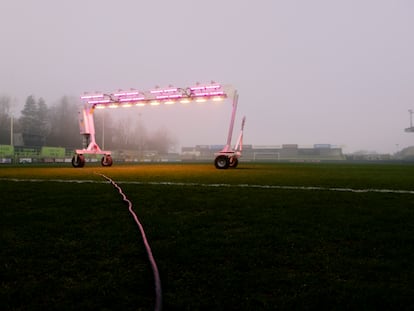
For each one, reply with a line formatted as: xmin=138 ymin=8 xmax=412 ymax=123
xmin=2 ymin=178 xmax=414 ymax=195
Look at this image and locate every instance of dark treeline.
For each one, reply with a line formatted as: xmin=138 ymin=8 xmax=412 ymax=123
xmin=0 ymin=95 xmax=177 ymax=154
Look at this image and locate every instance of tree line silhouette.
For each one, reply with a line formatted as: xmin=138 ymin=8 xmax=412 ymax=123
xmin=0 ymin=95 xmax=176 ymax=154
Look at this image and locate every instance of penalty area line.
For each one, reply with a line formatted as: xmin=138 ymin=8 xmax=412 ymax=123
xmin=1 ymin=178 xmax=414 ymax=195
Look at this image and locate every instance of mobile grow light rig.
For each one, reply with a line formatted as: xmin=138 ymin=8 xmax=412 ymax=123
xmin=72 ymin=82 xmax=245 ymax=169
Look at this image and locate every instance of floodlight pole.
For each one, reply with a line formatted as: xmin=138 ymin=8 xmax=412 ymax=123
xmin=10 ymin=114 xmax=13 ymax=146
xmin=405 ymin=109 xmax=414 ymax=133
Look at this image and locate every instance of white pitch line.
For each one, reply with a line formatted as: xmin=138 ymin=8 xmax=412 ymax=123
xmin=0 ymin=178 xmax=106 ymax=184
xmin=1 ymin=178 xmax=414 ymax=195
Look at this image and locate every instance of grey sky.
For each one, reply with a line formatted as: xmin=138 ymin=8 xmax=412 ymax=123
xmin=1 ymin=0 xmax=413 ymax=153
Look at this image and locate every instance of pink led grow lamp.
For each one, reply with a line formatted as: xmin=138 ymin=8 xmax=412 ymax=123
xmin=72 ymin=82 xmax=245 ymax=169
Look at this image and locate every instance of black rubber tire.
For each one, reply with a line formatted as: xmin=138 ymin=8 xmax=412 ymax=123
xmin=72 ymin=154 xmax=85 ymax=168
xmin=101 ymin=155 xmax=113 ymax=167
xmin=229 ymin=157 xmax=239 ymax=168
xmin=214 ymin=155 xmax=229 ymax=169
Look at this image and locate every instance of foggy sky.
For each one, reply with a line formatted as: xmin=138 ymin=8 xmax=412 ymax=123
xmin=1 ymin=0 xmax=413 ymax=153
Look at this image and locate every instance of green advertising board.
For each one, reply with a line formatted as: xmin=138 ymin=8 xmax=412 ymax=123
xmin=40 ymin=147 xmax=66 ymax=158
xmin=0 ymin=145 xmax=14 ymax=157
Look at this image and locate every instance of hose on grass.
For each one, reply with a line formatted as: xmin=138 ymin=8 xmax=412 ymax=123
xmin=97 ymin=173 xmax=162 ymax=311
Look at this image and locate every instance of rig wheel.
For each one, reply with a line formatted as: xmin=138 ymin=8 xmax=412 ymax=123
xmin=229 ymin=157 xmax=239 ymax=168
xmin=101 ymin=155 xmax=113 ymax=167
xmin=72 ymin=154 xmax=85 ymax=168
xmin=214 ymin=155 xmax=230 ymax=169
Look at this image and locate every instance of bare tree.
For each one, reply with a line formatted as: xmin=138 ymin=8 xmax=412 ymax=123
xmin=46 ymin=96 xmax=83 ymax=148
xmin=147 ymin=127 xmax=178 ymax=154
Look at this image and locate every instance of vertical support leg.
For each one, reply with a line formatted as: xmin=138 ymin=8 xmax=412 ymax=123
xmin=222 ymin=91 xmax=238 ymax=153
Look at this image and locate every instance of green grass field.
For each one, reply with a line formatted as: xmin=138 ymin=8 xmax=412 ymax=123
xmin=1 ymin=163 xmax=414 ymax=310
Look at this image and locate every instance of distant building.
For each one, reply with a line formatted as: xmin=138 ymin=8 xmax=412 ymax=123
xmin=395 ymin=146 xmax=414 ymax=161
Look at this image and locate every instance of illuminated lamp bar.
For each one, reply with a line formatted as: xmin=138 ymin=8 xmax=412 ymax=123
xmin=150 ymin=89 xmax=163 ymax=94
xmin=150 ymin=88 xmax=178 ymax=94
xmin=109 ymin=104 xmax=119 ymax=108
xmin=196 ymin=98 xmax=207 ymax=103
xmin=122 ymin=103 xmax=132 ymax=107
xmin=190 ymin=86 xmax=206 ymax=91
xmin=192 ymin=90 xmax=224 ymax=97
xmin=156 ymin=95 xmax=170 ymax=100
xmin=88 ymin=99 xmax=111 ymax=105
xmin=81 ymin=94 xmax=104 ymax=99
xmin=156 ymin=94 xmax=183 ymax=100
xmin=136 ymin=103 xmax=146 ymax=107
xmin=194 ymin=92 xmax=210 ymax=97
xmin=209 ymin=91 xmax=224 ymax=96
xmin=205 ymin=85 xmax=221 ymax=89
xmin=190 ymin=84 xmax=221 ymax=91
xmin=119 ymin=96 xmax=145 ymax=102
xmin=150 ymin=101 xmax=160 ymax=106
xmin=113 ymin=91 xmax=140 ymax=97
xmin=95 ymin=105 xmax=106 ymax=109
xmin=167 ymin=94 xmax=183 ymax=99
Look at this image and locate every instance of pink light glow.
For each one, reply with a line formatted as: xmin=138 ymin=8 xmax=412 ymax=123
xmin=212 ymin=96 xmax=225 ymax=101
xmin=205 ymin=85 xmax=221 ymax=89
xmin=156 ymin=94 xmax=183 ymax=100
